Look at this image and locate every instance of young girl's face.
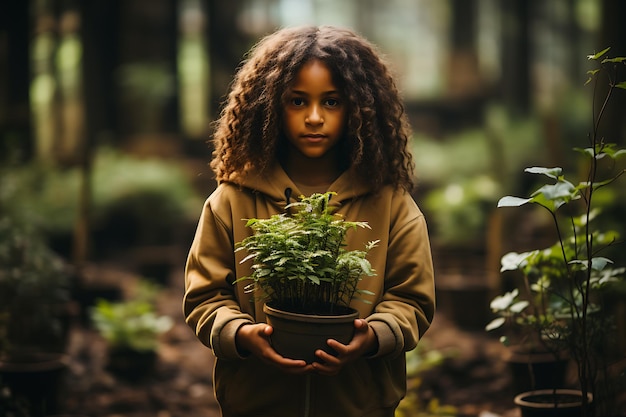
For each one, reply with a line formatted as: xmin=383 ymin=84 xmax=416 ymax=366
xmin=282 ymin=60 xmax=346 ymax=161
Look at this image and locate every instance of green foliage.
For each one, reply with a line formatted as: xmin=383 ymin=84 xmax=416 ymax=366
xmin=0 ymin=154 xmax=79 ymax=235
xmin=0 ymin=147 xmax=201 ymax=249
xmin=117 ymin=63 xmax=175 ymax=132
xmin=90 ymin=281 xmax=173 ymax=352
xmin=486 ymin=48 xmax=626 ymax=414
xmin=424 ymin=175 xmax=500 ymax=245
xmin=1 ymin=149 xmax=73 ymax=357
xmin=90 ymin=147 xmax=199 ymax=220
xmin=0 ymin=162 xmax=71 ymax=356
xmin=235 ymin=192 xmax=378 ymax=315
xmin=395 ymin=340 xmax=458 ymax=417
xmin=415 ymin=107 xmax=543 ymax=246
xmin=0 ymin=222 xmax=70 ymax=355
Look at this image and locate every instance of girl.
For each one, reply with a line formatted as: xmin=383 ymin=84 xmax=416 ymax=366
xmin=184 ymin=25 xmax=435 ymax=417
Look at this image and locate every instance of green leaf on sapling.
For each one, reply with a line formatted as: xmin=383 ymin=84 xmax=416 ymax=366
xmin=596 ymin=267 xmax=625 ymax=286
xmin=575 ymin=143 xmax=626 ymax=160
xmin=585 ymin=74 xmax=596 ymax=86
xmin=500 ymin=251 xmax=535 ymax=272
xmin=525 ymin=166 xmax=563 ymax=179
xmin=602 ymin=57 xmax=626 ymax=64
xmin=570 ymin=257 xmax=613 ymax=271
xmin=497 ymin=196 xmax=532 ymax=208
xmin=606 ymin=148 xmax=626 ymax=159
xmin=530 ymin=181 xmax=579 ymax=211
xmin=587 ymin=47 xmax=610 ymax=60
xmin=485 ymin=317 xmax=506 ymax=331
xmin=490 ymin=289 xmax=519 ymax=311
xmin=532 ymin=181 xmax=576 ymax=200
xmin=510 ymin=300 xmax=530 ymax=314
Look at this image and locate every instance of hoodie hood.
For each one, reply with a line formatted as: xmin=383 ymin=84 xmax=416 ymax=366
xmin=225 ymin=162 xmax=373 ymax=208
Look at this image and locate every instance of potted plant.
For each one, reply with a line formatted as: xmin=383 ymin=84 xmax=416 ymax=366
xmin=486 ymin=48 xmax=626 ymax=417
xmin=235 ymin=191 xmax=378 ymax=363
xmin=90 ymin=280 xmax=173 ymax=380
xmin=0 ymin=211 xmax=73 ymax=417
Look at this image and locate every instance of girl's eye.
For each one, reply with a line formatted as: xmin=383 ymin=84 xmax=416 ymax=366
xmin=325 ymin=98 xmax=339 ymax=107
xmin=291 ymin=98 xmax=305 ymax=106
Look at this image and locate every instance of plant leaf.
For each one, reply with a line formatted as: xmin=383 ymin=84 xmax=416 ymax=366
xmin=524 ymin=166 xmax=563 ymax=179
xmin=570 ymin=257 xmax=613 ymax=271
xmin=602 ymin=57 xmax=626 ymax=63
xmin=529 ymin=180 xmax=578 ymax=211
xmin=497 ymin=196 xmax=531 ymax=208
xmin=531 ymin=181 xmax=576 ymax=200
xmin=510 ymin=300 xmax=529 ymax=313
xmin=485 ymin=317 xmax=506 ymax=331
xmin=587 ymin=47 xmax=610 ymax=60
xmin=610 ymin=149 xmax=626 ymax=158
xmin=307 ymin=275 xmax=320 ymax=285
xmin=490 ymin=289 xmax=519 ymax=311
xmin=500 ymin=251 xmax=534 ymax=272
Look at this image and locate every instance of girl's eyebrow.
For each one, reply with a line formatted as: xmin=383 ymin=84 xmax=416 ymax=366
xmin=290 ymin=89 xmax=341 ymax=95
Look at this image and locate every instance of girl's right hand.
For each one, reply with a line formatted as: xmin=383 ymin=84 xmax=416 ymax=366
xmin=235 ymin=323 xmax=314 ymax=374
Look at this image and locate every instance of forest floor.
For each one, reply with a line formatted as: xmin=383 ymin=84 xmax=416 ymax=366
xmin=52 ymin=262 xmax=547 ymax=417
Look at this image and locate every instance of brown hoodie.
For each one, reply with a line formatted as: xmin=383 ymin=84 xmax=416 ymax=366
xmin=184 ymin=163 xmax=435 ymax=417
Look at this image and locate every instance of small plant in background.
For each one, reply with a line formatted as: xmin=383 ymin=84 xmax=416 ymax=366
xmin=90 ymin=280 xmax=173 ymax=354
xmin=486 ymin=48 xmax=626 ymax=415
xmin=0 ymin=205 xmax=71 ymax=356
xmin=236 ymin=192 xmax=377 ymax=315
xmin=90 ymin=281 xmax=173 ymax=381
xmin=424 ymin=175 xmax=500 ymax=247
xmin=395 ymin=340 xmax=458 ymax=417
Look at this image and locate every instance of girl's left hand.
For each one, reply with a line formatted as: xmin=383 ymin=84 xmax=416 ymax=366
xmin=311 ymin=319 xmax=378 ymax=376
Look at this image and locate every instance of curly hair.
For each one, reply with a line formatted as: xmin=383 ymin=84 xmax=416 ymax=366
xmin=210 ymin=25 xmax=415 ymax=192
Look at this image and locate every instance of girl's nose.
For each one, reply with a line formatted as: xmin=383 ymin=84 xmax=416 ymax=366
xmin=305 ymin=105 xmax=323 ymax=125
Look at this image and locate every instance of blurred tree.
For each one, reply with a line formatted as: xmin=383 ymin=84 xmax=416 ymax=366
xmin=451 ymin=0 xmax=477 ymax=54
xmin=205 ymin=0 xmax=254 ymax=119
xmin=116 ymin=0 xmax=180 ymax=136
xmin=80 ymin=0 xmax=119 ymax=146
xmin=0 ymin=1 xmax=32 ymax=161
xmin=75 ymin=0 xmax=121 ymax=266
xmin=500 ymin=0 xmax=531 ymax=116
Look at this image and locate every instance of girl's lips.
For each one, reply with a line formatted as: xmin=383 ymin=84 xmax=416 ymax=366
xmin=302 ymin=134 xmax=326 ymax=141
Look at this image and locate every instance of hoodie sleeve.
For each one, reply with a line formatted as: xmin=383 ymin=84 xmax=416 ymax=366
xmin=365 ymin=191 xmax=436 ymax=358
xmin=183 ymin=190 xmax=254 ymax=360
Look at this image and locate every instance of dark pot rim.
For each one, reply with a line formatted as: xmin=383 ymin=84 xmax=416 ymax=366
xmin=504 ymin=346 xmax=569 ymax=363
xmin=263 ymin=303 xmax=359 ymax=322
xmin=514 ymin=389 xmax=593 ymax=408
xmin=0 ymin=352 xmax=70 ymax=372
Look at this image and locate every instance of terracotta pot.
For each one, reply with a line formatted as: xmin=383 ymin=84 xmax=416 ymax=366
xmin=515 ymin=389 xmax=593 ymax=417
xmin=263 ymin=303 xmax=359 ymax=364
xmin=0 ymin=352 xmax=70 ymax=417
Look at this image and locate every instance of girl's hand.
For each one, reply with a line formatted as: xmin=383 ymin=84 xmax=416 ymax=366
xmin=311 ymin=319 xmax=378 ymax=376
xmin=235 ymin=323 xmax=314 ymax=374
